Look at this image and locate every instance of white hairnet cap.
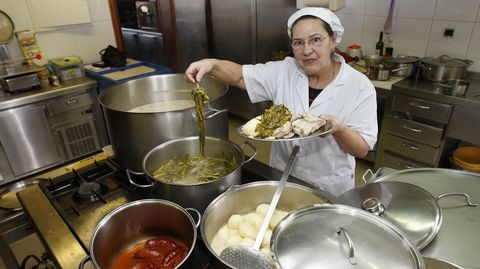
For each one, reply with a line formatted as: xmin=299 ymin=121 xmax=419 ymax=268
xmin=287 ymin=7 xmax=344 ymax=45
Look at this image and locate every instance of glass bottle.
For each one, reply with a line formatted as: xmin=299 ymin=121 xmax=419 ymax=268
xmin=375 ymin=31 xmax=384 ymax=56
xmin=384 ymin=34 xmax=394 ymax=57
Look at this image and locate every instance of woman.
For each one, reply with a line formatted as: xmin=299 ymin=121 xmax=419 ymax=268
xmin=185 ymin=7 xmax=377 ymax=196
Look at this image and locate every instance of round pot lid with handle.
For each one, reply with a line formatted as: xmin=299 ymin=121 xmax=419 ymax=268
xmin=271 ymin=204 xmax=425 ymax=269
xmin=421 ymin=55 xmax=471 ymax=68
xmin=370 ymin=168 xmax=480 ymax=268
xmin=336 ymin=181 xmax=442 ymax=250
xmin=386 ymin=54 xmax=420 ymax=64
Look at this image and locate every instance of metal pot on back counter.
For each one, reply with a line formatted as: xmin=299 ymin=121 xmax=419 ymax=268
xmin=420 ymin=55 xmax=472 ymax=82
xmin=98 ymin=74 xmax=229 ymax=174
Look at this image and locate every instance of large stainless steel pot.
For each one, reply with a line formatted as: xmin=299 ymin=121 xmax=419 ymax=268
xmin=79 ymin=199 xmax=201 ymax=269
xmin=386 ymin=54 xmax=420 ymax=77
xmin=98 ymin=74 xmax=228 ymax=173
xmin=369 ymin=168 xmax=480 ymax=269
xmin=271 ymin=204 xmax=425 ymax=268
xmin=201 ymin=181 xmax=330 ymax=268
xmin=420 ymin=55 xmax=472 ymax=82
xmin=130 ymin=136 xmax=256 ymax=213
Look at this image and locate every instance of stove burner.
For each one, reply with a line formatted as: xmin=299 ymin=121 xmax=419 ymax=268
xmin=73 ymin=182 xmax=108 ymax=203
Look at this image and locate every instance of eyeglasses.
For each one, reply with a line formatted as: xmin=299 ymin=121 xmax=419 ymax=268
xmin=291 ymin=35 xmax=327 ymax=51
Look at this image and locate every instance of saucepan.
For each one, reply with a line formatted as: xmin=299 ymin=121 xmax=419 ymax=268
xmin=435 ymin=79 xmax=470 ymax=96
xmin=79 ymin=199 xmax=201 ymax=269
xmin=368 ymin=64 xmax=408 ymax=81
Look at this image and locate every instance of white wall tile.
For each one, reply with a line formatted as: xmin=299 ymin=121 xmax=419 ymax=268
xmin=434 ymin=0 xmax=480 ymax=22
xmin=87 ymin=0 xmax=112 ymax=22
xmin=426 ymin=20 xmax=474 ymax=58
xmin=397 ymin=0 xmax=436 ymax=19
xmin=337 ymin=0 xmax=366 ymax=15
xmin=466 ymin=23 xmax=480 ymax=71
xmin=37 ymin=30 xmax=78 ymax=59
xmin=73 ymin=24 xmax=106 ymax=64
xmin=477 ymin=6 xmax=480 ymax=22
xmin=362 ymin=16 xmax=386 ymax=55
xmin=98 ymin=21 xmax=116 ymax=47
xmin=336 ymin=14 xmax=365 ymax=51
xmin=365 ymin=0 xmax=395 ymax=17
xmin=394 ymin=18 xmax=431 ymax=57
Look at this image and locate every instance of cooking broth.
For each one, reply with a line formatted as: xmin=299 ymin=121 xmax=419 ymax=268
xmin=109 ymin=236 xmax=188 ymax=269
xmin=152 ymin=155 xmax=237 ymax=184
xmin=127 ymin=100 xmax=195 ymax=113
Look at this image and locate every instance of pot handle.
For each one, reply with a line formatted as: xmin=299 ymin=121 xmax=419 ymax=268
xmin=436 ymin=192 xmax=478 ymax=207
xmin=78 ymin=255 xmax=91 ymax=269
xmin=391 ymin=67 xmax=409 ymax=73
xmin=185 ymin=208 xmax=202 ymax=228
xmin=240 ymin=141 xmax=257 ymax=164
xmin=335 ymin=227 xmax=357 ymax=265
xmin=126 ymin=169 xmax=153 ymax=188
xmin=362 ymin=169 xmax=374 ymax=184
xmin=191 ymin=106 xmax=228 ymax=120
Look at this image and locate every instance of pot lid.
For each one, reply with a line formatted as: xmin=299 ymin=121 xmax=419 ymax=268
xmin=386 ymin=54 xmax=420 ymax=64
xmin=371 ymin=168 xmax=480 ymax=268
xmin=421 ymin=55 xmax=470 ymax=67
xmin=271 ymin=204 xmax=425 ymax=269
xmin=336 ymin=181 xmax=442 ymax=250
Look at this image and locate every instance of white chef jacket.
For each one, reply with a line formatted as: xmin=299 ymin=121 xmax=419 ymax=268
xmin=242 ymin=53 xmax=377 ymax=196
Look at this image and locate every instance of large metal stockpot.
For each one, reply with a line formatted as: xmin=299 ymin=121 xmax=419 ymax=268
xmin=371 ymin=168 xmax=480 ymax=269
xmin=98 ymin=74 xmax=228 ymax=173
xmin=131 ymin=136 xmax=256 ymax=213
xmin=385 ymin=54 xmax=420 ymax=77
xmin=271 ymin=204 xmax=425 ymax=269
xmin=420 ymin=55 xmax=472 ymax=82
xmin=79 ymin=199 xmax=201 ymax=269
xmin=201 ymin=181 xmax=330 ymax=268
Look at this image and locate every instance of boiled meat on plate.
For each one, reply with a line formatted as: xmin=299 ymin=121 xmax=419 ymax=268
xmin=292 ymin=112 xmax=327 ymax=137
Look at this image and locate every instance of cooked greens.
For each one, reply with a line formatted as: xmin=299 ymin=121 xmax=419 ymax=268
xmin=255 ymin=104 xmax=292 ymax=138
xmin=152 ymin=154 xmax=237 ymax=184
xmin=192 ymin=86 xmax=209 ymax=156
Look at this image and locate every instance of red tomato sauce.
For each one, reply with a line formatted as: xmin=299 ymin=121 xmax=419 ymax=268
xmin=109 ymin=236 xmax=188 ymax=269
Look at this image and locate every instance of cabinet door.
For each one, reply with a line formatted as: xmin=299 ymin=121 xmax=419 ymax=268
xmin=138 ymin=33 xmax=165 ymax=65
xmin=122 ymin=30 xmax=140 ymax=60
xmin=0 ymin=105 xmax=61 ymax=176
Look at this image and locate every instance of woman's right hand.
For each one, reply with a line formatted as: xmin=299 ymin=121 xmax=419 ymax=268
xmin=184 ymin=59 xmax=215 ymax=84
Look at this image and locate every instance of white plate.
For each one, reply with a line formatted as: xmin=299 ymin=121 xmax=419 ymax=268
xmin=237 ymin=121 xmax=333 ymax=141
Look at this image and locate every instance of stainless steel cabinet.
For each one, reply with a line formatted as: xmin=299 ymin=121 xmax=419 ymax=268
xmin=0 ymin=104 xmax=61 ymax=176
xmin=375 ymin=93 xmax=451 ymax=170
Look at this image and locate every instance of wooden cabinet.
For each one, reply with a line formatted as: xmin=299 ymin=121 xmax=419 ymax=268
xmin=121 ymin=28 xmax=166 ymax=66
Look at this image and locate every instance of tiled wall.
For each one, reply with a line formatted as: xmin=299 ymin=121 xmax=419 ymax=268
xmin=335 ymin=0 xmax=480 ymax=72
xmin=1 ymin=0 xmax=115 ymax=65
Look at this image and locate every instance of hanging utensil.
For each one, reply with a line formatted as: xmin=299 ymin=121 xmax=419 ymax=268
xmin=220 ymin=145 xmax=300 ymax=269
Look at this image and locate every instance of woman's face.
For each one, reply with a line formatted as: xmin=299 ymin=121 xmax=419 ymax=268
xmin=291 ymin=18 xmax=336 ymax=76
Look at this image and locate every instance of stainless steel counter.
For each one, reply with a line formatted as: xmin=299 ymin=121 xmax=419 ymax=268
xmin=0 ymin=77 xmax=96 ymax=110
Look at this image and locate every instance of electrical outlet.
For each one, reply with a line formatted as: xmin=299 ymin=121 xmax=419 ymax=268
xmin=444 ymin=28 xmax=455 ymax=37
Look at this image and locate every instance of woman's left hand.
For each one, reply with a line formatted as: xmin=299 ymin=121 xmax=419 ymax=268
xmin=319 ymin=114 xmax=345 ymax=135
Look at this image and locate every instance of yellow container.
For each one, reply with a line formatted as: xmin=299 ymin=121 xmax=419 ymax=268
xmin=453 ymin=147 xmax=480 ymax=172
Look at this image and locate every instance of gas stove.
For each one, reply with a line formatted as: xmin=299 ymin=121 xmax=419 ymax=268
xmin=11 ymin=152 xmax=288 ymax=268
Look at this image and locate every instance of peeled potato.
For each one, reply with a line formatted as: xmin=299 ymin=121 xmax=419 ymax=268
xmin=255 ymin=203 xmax=270 ymax=216
xmin=227 ymin=214 xmax=243 ymax=229
xmin=245 ymin=212 xmax=264 ymax=229
xmin=226 ymin=234 xmax=243 ymax=247
xmin=239 ymin=222 xmax=258 ymax=240
xmin=241 ymin=116 xmax=261 ymax=137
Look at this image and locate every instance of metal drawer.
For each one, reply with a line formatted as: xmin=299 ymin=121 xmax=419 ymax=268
xmin=384 ymin=115 xmax=443 ymax=147
xmin=46 ymin=92 xmax=93 ymax=115
xmin=379 ymin=152 xmax=430 ymax=170
xmin=392 ymin=94 xmax=452 ymax=123
xmin=382 ymin=133 xmax=441 ymax=166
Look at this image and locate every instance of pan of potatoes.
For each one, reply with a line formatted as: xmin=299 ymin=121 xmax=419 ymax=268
xmin=199 ymin=181 xmax=330 ymax=268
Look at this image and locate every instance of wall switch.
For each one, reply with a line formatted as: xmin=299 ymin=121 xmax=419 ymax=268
xmin=444 ymin=28 xmax=455 ymax=37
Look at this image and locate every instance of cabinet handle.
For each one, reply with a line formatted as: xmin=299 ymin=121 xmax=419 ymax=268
xmin=401 ymin=142 xmax=420 ymax=150
xmin=66 ymin=99 xmax=79 ymax=105
xmin=409 ymin=102 xmax=430 ymax=110
xmin=397 ymin=162 xmax=415 ymax=169
xmin=401 ymin=125 xmax=422 ymax=133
